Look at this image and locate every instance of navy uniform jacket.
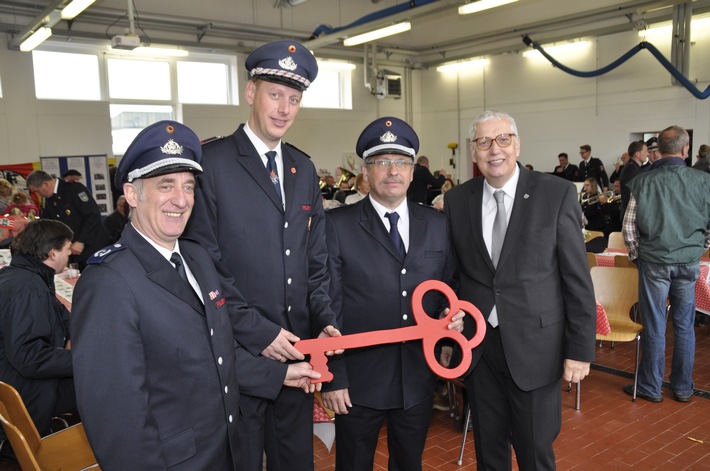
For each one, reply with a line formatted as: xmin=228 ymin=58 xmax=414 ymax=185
xmin=71 ymin=225 xmax=243 ymax=470
xmin=579 ymin=157 xmax=609 ymax=189
xmin=41 ymin=180 xmax=109 ymax=264
xmin=444 ymin=168 xmax=596 ymax=391
xmin=322 ymin=199 xmax=456 ymax=410
xmin=185 ymin=124 xmax=337 ymax=354
xmin=408 ymin=164 xmax=444 ymax=205
xmin=553 ymin=164 xmax=580 ymax=181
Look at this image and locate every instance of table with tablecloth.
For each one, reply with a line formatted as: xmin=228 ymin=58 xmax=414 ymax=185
xmin=593 ymin=250 xmax=710 ymax=319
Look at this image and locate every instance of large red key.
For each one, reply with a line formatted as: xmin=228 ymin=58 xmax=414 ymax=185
xmin=295 ymin=279 xmax=486 ymax=383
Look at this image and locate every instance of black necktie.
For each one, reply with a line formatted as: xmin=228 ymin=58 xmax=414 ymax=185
xmin=171 ymin=252 xmax=202 ymax=304
xmin=265 ymin=151 xmax=283 ymax=200
xmin=170 ymin=252 xmax=189 ymax=284
xmin=385 ymin=212 xmax=406 ymax=258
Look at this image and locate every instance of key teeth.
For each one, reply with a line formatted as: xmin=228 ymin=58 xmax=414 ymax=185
xmin=309 ymin=353 xmax=333 ymax=384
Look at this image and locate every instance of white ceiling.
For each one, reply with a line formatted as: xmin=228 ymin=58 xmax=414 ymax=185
xmin=2 ymin=0 xmax=709 ymax=67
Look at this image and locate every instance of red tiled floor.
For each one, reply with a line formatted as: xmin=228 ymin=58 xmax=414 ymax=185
xmin=1 ymin=321 xmax=706 ymax=471
xmin=314 ymin=321 xmax=710 ymax=470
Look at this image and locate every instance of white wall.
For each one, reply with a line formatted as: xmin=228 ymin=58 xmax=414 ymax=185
xmin=1 ymin=28 xmax=709 ymax=182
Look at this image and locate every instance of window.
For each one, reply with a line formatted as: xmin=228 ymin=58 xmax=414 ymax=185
xmin=107 ymin=58 xmax=171 ymax=100
xmin=177 ymin=61 xmax=232 ymax=104
xmin=301 ymin=60 xmax=354 ymax=109
xmin=32 ymin=50 xmax=100 ymax=100
xmin=110 ymin=104 xmax=173 ymax=155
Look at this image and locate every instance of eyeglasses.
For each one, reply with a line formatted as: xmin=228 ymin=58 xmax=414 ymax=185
xmin=472 ymin=133 xmax=516 ymax=151
xmin=365 ymin=159 xmax=414 ymax=169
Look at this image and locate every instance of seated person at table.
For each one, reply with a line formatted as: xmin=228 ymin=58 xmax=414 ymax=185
xmin=102 ymin=195 xmax=129 ymax=244
xmin=0 ymin=215 xmax=29 ymax=249
xmin=580 ymin=178 xmax=606 ymax=233
xmin=0 ymin=219 xmax=76 ymax=444
xmin=5 ymin=191 xmax=39 ymax=219
xmin=600 ymin=180 xmax=622 ymax=236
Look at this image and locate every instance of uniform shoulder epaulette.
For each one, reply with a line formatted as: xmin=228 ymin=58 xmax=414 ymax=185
xmin=87 ymin=243 xmax=127 ymax=265
xmin=283 ymin=142 xmax=312 ymax=159
xmin=325 ymin=203 xmax=350 ymax=213
xmin=200 ymin=136 xmax=225 ymax=146
xmin=417 ymin=202 xmax=444 ymax=213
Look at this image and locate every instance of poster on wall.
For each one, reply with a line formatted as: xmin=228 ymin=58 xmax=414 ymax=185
xmin=40 ymin=154 xmax=113 ymax=217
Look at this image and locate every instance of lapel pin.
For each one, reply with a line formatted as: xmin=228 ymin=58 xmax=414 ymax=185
xmin=524 ymin=194 xmax=529 ymax=199
xmin=291 ymin=167 xmax=296 ymax=173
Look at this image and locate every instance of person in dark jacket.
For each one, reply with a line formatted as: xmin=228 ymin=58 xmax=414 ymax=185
xmin=102 ymin=195 xmax=129 ymax=244
xmin=0 ymin=219 xmax=75 ymax=440
xmin=27 ymin=170 xmax=109 ymax=270
xmin=407 ymin=155 xmax=446 ymax=205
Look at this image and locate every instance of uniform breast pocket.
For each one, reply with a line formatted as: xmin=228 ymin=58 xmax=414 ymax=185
xmin=425 ymin=250 xmax=443 ymax=259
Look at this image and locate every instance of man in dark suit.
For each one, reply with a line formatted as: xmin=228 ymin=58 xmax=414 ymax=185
xmin=578 ymin=144 xmax=609 ymax=190
xmin=27 ymin=169 xmax=109 ymax=270
xmin=444 ymin=111 xmax=596 ymax=470
xmin=321 ymin=117 xmax=464 ymax=471
xmin=72 ymin=121 xmax=321 ymax=470
xmin=553 ymin=152 xmax=580 ymax=181
xmin=184 ymin=40 xmax=340 ymax=471
xmin=407 ymin=155 xmax=446 ymax=204
xmin=619 ymin=140 xmax=648 ymax=218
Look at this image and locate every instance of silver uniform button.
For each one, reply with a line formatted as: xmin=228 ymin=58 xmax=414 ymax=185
xmin=403 ymin=314 xmax=408 ymax=320
xmin=218 ymin=357 xmax=223 ymax=365
xmin=210 ymin=328 xmax=214 ymax=336
xmin=401 ymin=268 xmax=406 ymax=274
xmin=229 ymin=415 xmax=233 ymax=423
xmin=402 ymin=291 xmax=407 ymax=297
xmin=285 ymin=249 xmax=291 ymax=256
xmin=288 ymin=305 xmax=292 ymax=312
xmin=284 ymin=222 xmax=289 ymax=228
xmin=224 ymin=386 xmax=228 ymax=394
xmin=287 ymin=278 xmax=292 ymax=284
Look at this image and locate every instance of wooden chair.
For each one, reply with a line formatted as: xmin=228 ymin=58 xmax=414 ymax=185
xmin=607 ymin=231 xmax=625 ymax=250
xmin=591 ymin=267 xmax=644 ymax=401
xmin=586 ymin=252 xmax=597 ymax=270
xmin=585 ymin=230 xmax=604 ymax=241
xmin=614 ymin=255 xmax=636 ymax=269
xmin=0 ymin=381 xmax=99 ymax=471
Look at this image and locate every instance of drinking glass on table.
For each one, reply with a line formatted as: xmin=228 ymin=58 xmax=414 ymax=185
xmin=67 ymin=263 xmax=80 ymax=279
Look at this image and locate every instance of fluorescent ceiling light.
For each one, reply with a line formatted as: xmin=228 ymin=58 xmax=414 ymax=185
xmin=20 ymin=27 xmax=52 ymax=52
xmin=523 ymin=40 xmax=590 ymax=59
xmin=61 ymin=0 xmax=97 ymax=20
xmin=436 ymin=58 xmax=489 ymax=73
xmin=459 ymin=0 xmax=518 ymax=15
xmin=639 ymin=16 xmax=710 ymax=42
xmin=343 ymin=22 xmax=411 ymax=47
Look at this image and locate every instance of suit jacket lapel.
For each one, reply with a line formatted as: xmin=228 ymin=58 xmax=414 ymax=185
xmin=497 ymin=168 xmax=535 ymax=270
xmin=123 ymin=226 xmax=205 ymax=315
xmin=359 ymin=199 xmax=403 ymax=261
xmin=282 ymin=147 xmax=297 ymax=212
xmin=408 ymin=205 xmax=425 ymax=260
xmin=468 ymin=178 xmax=495 ymax=272
xmin=232 ymin=126 xmax=284 ymax=212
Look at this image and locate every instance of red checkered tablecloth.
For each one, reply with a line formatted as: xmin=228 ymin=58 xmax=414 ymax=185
xmin=595 ymin=251 xmax=628 ymax=267
xmin=596 ymin=301 xmax=611 ymax=335
xmin=695 ymin=263 xmax=710 ymax=314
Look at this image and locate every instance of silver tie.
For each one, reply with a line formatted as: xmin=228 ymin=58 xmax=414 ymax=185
xmin=491 ymin=190 xmax=507 ymax=268
xmin=489 ymin=190 xmax=507 ymax=328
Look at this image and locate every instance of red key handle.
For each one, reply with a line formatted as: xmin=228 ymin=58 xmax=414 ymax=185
xmin=294 ymin=279 xmax=486 ymax=383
